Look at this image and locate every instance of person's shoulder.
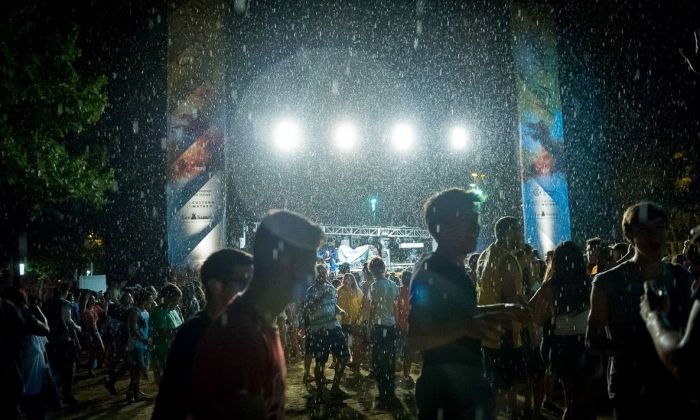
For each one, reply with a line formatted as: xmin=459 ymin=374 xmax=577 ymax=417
xmin=592 ymin=260 xmax=630 ymax=288
xmin=664 ymin=262 xmax=692 ymax=288
xmin=176 ymin=312 xmax=210 ymax=338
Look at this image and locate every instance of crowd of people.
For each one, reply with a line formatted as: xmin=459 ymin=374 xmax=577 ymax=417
xmin=2 ymin=189 xmax=700 ymax=420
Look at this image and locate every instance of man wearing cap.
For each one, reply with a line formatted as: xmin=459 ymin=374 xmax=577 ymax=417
xmin=188 ymin=210 xmax=324 ymax=420
xmin=152 ymin=248 xmax=253 ymax=420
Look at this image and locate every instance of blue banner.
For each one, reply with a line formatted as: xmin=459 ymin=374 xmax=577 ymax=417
xmin=512 ymin=4 xmax=572 ymax=253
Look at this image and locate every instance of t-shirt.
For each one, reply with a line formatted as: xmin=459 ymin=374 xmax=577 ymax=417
xmin=395 ymin=286 xmax=410 ymax=332
xmin=305 ymin=282 xmax=341 ymax=333
xmin=593 ymin=260 xmax=692 ymax=397
xmin=336 ymin=287 xmax=363 ymax=325
xmin=152 ymin=311 xmax=211 ymax=420
xmin=150 ymin=306 xmax=184 ymax=357
xmin=476 ymin=243 xmax=524 ymax=349
xmin=81 ymin=305 xmax=103 ymax=331
xmin=189 ymin=300 xmax=286 ymax=419
xmin=128 ymin=307 xmax=150 ymax=351
xmin=409 ymin=252 xmax=482 ymax=369
xmin=369 ymin=277 xmax=399 ymax=326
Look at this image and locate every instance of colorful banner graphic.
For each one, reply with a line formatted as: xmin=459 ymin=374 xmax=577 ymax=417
xmin=511 ymin=4 xmax=572 ymax=253
xmin=166 ymin=0 xmax=227 ymax=268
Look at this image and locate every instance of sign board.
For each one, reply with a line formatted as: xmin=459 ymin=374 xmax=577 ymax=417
xmin=79 ymin=275 xmax=107 ymax=293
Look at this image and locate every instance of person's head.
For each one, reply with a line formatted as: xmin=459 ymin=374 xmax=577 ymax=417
xmin=544 ymin=241 xmax=590 ymax=315
xmin=252 ymin=209 xmax=324 ymax=303
xmin=120 ymin=292 xmax=134 ymax=307
xmin=342 ymin=273 xmax=358 ymax=290
xmin=147 ymin=285 xmax=159 ymax=301
xmin=622 ymin=201 xmax=669 ymax=260
xmin=585 ymin=237 xmax=603 ymax=265
xmin=546 ymin=241 xmax=587 ymax=284
xmin=368 ymin=256 xmax=386 ymax=279
xmin=87 ymin=294 xmax=96 ymax=308
xmin=362 ymin=262 xmax=372 ymax=282
xmin=611 ymin=242 xmax=628 ymax=262
xmin=56 ymin=282 xmax=70 ymax=299
xmin=315 ymin=264 xmax=329 ymax=284
xmin=597 ymin=246 xmax=613 ymax=272
xmin=400 ymin=270 xmax=412 ymax=287
xmin=467 ymin=253 xmax=480 ymax=275
xmin=423 ymin=188 xmax=482 ymax=254
xmin=134 ymin=288 xmax=156 ymax=310
xmin=494 ymin=216 xmax=523 ymax=249
xmin=545 ymin=250 xmax=554 ymax=266
xmin=200 ymin=248 xmax=253 ymax=306
xmin=0 ymin=287 xmax=28 ymax=308
xmin=160 ymin=283 xmax=182 ymax=310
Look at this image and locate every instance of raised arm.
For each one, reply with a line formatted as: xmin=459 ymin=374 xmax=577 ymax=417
xmin=642 ymin=297 xmax=700 ymax=382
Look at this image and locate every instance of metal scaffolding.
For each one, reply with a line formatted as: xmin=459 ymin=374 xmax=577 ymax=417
xmin=252 ymin=223 xmax=430 ymax=240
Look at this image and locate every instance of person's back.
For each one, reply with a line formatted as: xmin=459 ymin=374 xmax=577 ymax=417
xmin=477 ymin=243 xmax=524 ymax=349
xmin=306 ymin=281 xmax=340 ymax=332
xmin=594 ymin=260 xmax=691 ymax=397
xmin=190 ymin=298 xmax=285 ymax=419
xmin=370 ymin=276 xmax=398 ymax=326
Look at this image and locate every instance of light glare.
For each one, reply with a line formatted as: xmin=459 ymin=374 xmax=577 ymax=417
xmin=450 ymin=126 xmax=470 ymax=150
xmin=390 ymin=122 xmax=415 ymax=151
xmin=272 ymin=119 xmax=302 ymax=152
xmin=333 ymin=122 xmax=358 ymax=151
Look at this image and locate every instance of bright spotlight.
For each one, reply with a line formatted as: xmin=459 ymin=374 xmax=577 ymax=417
xmin=390 ymin=122 xmax=415 ymax=151
xmin=333 ymin=121 xmax=358 ymax=151
xmin=449 ymin=126 xmax=470 ymax=150
xmin=272 ymin=119 xmax=302 ymax=152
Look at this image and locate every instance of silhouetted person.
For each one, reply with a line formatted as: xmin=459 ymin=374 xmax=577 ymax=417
xmin=46 ymin=282 xmax=82 ymax=405
xmin=409 ymin=189 xmax=529 ymax=420
xmin=188 ymin=210 xmax=323 ymax=419
xmin=640 ymin=224 xmax=700 ymax=398
xmin=152 ymin=248 xmax=253 ymax=420
xmin=586 ymin=202 xmax=693 ymax=419
xmin=477 ymin=216 xmax=530 ymax=417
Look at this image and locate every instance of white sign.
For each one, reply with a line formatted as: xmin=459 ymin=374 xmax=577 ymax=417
xmin=79 ymin=275 xmax=107 ymax=293
xmin=399 ymin=242 xmax=424 ymax=249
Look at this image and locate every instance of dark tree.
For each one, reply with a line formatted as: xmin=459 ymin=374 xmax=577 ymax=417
xmin=0 ymin=1 xmax=113 ymax=282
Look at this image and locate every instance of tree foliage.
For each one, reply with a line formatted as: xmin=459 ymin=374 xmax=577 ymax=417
xmin=0 ymin=2 xmax=113 ymax=220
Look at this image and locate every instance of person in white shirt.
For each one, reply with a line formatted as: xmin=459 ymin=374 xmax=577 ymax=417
xmin=368 ymin=256 xmax=399 ymax=409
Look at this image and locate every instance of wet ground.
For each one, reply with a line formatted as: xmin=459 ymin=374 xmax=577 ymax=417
xmin=49 ymin=358 xmax=595 ymax=419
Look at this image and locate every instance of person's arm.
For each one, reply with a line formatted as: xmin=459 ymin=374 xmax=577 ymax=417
xmin=128 ymin=308 xmax=145 ymax=342
xmin=642 ymin=296 xmax=700 ymax=381
xmin=528 ymin=286 xmax=552 ymax=326
xmin=62 ymin=302 xmax=81 ymax=333
xmin=368 ymin=284 xmax=378 ymax=325
xmin=25 ymin=309 xmax=50 ymax=336
xmin=586 ymin=281 xmax=624 ymax=356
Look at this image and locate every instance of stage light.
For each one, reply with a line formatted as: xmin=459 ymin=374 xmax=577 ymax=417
xmin=450 ymin=126 xmax=470 ymax=150
xmin=390 ymin=122 xmax=415 ymax=151
xmin=272 ymin=119 xmax=302 ymax=152
xmin=333 ymin=121 xmax=358 ymax=151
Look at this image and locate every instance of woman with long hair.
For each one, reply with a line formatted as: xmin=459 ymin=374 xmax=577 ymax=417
xmin=336 ymin=272 xmax=364 ymax=376
xmin=529 ymin=241 xmax=595 ymax=420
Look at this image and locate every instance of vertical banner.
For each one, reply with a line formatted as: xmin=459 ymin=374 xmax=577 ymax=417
xmin=511 ymin=3 xmax=572 ymax=253
xmin=166 ymin=0 xmax=227 ymax=268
